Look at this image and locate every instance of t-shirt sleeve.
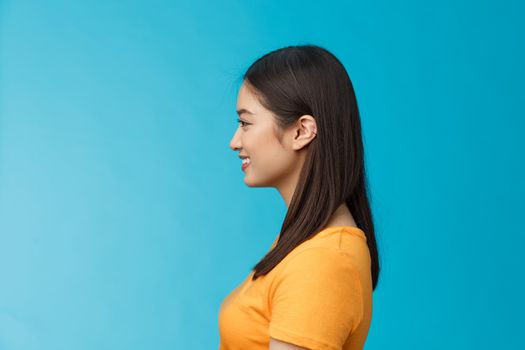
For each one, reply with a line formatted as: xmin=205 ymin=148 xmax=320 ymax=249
xmin=269 ymin=247 xmax=364 ymax=350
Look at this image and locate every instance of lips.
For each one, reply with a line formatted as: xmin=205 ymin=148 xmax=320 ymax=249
xmin=241 ymin=157 xmax=251 ymax=171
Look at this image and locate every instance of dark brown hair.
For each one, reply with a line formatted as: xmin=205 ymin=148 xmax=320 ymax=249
xmin=243 ymin=44 xmax=380 ymax=291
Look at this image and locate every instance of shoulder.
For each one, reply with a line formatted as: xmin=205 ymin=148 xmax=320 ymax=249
xmin=268 ymin=247 xmax=366 ymax=348
xmin=270 ymin=247 xmax=364 ymax=303
xmin=279 ymin=247 xmax=360 ymax=278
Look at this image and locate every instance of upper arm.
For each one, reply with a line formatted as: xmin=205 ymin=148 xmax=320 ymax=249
xmin=270 ymin=336 xmax=310 ymax=350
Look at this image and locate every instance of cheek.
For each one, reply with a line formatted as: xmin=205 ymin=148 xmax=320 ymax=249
xmin=243 ymin=125 xmax=287 ymax=165
xmin=242 ymin=129 xmax=271 ymax=155
xmin=254 ymin=136 xmax=292 ymax=171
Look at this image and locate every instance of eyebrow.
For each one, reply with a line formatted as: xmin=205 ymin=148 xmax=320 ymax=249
xmin=236 ymin=108 xmax=255 ymax=116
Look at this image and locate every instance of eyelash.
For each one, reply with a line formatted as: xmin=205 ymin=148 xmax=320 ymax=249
xmin=237 ymin=118 xmax=249 ymax=127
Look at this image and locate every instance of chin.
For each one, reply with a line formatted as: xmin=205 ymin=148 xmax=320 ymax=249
xmin=244 ymin=176 xmax=273 ymax=188
xmin=243 ymin=172 xmax=260 ymax=187
xmin=244 ymin=177 xmax=257 ymax=187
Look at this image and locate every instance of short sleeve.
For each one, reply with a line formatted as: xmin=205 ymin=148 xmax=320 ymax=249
xmin=269 ymin=248 xmax=364 ymax=350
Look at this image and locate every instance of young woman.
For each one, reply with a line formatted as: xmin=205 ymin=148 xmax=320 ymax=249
xmin=219 ymin=44 xmax=380 ymax=350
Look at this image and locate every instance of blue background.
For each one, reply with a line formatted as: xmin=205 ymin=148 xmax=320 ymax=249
xmin=1 ymin=0 xmax=523 ymax=349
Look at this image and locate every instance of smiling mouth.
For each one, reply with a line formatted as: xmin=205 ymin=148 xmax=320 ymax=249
xmin=241 ymin=158 xmax=251 ymax=171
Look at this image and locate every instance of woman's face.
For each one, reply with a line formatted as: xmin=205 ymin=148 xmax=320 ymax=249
xmin=229 ymin=82 xmax=298 ymax=188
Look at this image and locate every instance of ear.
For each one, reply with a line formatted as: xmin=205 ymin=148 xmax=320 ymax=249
xmin=291 ymin=115 xmax=318 ymax=151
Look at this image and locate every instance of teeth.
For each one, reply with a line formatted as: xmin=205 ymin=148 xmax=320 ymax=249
xmin=242 ymin=158 xmax=251 ymax=165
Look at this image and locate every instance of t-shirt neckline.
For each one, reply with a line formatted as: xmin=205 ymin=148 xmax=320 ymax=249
xmin=270 ymin=225 xmax=366 ymax=251
xmin=316 ymin=225 xmax=366 ymax=240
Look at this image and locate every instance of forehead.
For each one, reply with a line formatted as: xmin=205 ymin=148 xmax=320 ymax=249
xmin=236 ymin=83 xmax=263 ymax=112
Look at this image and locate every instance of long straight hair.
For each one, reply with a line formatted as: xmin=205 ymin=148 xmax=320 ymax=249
xmin=244 ymin=44 xmax=380 ymax=291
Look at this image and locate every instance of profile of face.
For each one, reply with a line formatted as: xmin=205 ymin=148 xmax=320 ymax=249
xmin=229 ymin=82 xmax=317 ymax=191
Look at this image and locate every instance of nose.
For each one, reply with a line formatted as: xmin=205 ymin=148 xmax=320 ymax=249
xmin=229 ymin=127 xmax=242 ymax=151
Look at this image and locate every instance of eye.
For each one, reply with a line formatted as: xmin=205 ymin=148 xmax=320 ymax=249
xmin=236 ymin=118 xmax=249 ymax=128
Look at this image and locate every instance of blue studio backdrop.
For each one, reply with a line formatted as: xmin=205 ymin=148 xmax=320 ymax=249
xmin=0 ymin=0 xmax=523 ymax=349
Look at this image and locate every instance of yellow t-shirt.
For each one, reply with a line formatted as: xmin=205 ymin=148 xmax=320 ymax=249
xmin=218 ymin=226 xmax=372 ymax=350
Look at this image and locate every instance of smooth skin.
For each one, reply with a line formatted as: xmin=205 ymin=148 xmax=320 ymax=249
xmin=229 ymin=81 xmax=357 ymax=349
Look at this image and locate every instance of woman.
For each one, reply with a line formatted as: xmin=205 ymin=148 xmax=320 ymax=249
xmin=219 ymin=44 xmax=380 ymax=350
